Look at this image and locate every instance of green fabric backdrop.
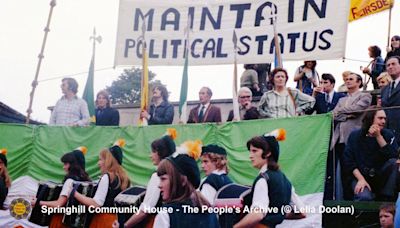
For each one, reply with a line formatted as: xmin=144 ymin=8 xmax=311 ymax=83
xmin=0 ymin=114 xmax=331 ymax=196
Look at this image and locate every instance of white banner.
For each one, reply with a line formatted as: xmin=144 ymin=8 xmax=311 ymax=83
xmin=115 ymin=0 xmax=349 ymax=66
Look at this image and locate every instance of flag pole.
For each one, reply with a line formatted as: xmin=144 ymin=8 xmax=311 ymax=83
xmin=387 ymin=2 xmax=393 ymax=48
xmin=272 ymin=13 xmax=283 ymax=68
xmin=179 ymin=15 xmax=191 ymax=124
xmin=232 ymin=30 xmax=240 ymax=121
xmin=26 ymin=0 xmax=57 ymax=124
xmin=139 ymin=17 xmax=149 ymax=126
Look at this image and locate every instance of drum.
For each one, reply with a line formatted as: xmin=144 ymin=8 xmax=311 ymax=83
xmin=214 ymin=183 xmax=251 ymax=228
xmin=62 ymin=181 xmax=98 ymax=228
xmin=29 ymin=181 xmax=63 ymax=226
xmin=114 ymin=186 xmax=147 ymax=228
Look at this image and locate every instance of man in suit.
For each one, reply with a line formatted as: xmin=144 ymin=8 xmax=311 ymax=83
xmin=227 ymin=87 xmax=259 ymax=121
xmin=330 ymin=73 xmax=372 ymax=200
xmin=188 ymin=87 xmax=222 ymax=123
xmin=306 ymin=73 xmax=345 ymax=114
xmin=382 ymin=56 xmax=400 ymax=144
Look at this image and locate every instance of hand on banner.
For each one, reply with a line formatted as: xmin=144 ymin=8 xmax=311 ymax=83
xmin=140 ymin=110 xmax=150 ymax=120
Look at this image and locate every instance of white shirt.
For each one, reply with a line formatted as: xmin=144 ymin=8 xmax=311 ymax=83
xmin=59 ymin=179 xmax=74 ymax=197
xmin=251 ymin=164 xmax=305 ymax=216
xmin=393 ymin=77 xmax=400 ymax=89
xmin=198 ymin=103 xmax=210 ymax=115
xmin=326 ymin=90 xmax=334 ymax=103
xmin=154 ymin=210 xmax=170 ymax=228
xmin=139 ymin=172 xmax=161 ymax=212
xmin=200 ymin=170 xmax=226 ymax=206
xmin=92 ymin=174 xmax=109 ymax=206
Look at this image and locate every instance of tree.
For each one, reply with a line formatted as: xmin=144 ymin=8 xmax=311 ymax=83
xmin=106 ymin=67 xmax=164 ymax=105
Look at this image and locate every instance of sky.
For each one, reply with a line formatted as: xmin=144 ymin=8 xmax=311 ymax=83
xmin=0 ymin=0 xmax=399 ymax=123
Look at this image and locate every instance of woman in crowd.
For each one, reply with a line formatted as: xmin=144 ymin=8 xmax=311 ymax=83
xmin=362 ymin=45 xmax=385 ymax=89
xmin=73 ymin=140 xmax=130 ymax=227
xmin=153 ymin=140 xmax=219 ymax=228
xmin=377 ymin=72 xmax=393 ymax=89
xmin=258 ymin=68 xmax=315 ymax=119
xmin=199 ymin=144 xmax=232 ymax=206
xmin=95 ymin=90 xmax=120 ymax=126
xmin=115 ymin=129 xmax=177 ymax=228
xmin=385 ymin=35 xmax=400 ymax=63
xmin=234 ymin=129 xmax=305 ymax=228
xmin=294 ymin=60 xmax=319 ymax=95
xmin=0 ymin=148 xmax=11 ymax=209
xmin=240 ymin=64 xmax=262 ymax=97
xmin=34 ymin=147 xmax=90 ymax=228
xmin=140 ymin=85 xmax=174 ymax=125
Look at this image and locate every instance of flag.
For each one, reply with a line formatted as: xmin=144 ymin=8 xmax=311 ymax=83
xmin=272 ymin=15 xmax=283 ymax=68
xmin=179 ymin=16 xmax=191 ymax=123
xmin=349 ymin=0 xmax=394 ymax=22
xmin=82 ymin=53 xmax=95 ymax=123
xmin=179 ymin=52 xmax=189 ymax=123
xmin=139 ymin=50 xmax=149 ymax=126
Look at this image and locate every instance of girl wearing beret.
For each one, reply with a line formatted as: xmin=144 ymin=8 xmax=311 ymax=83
xmin=73 ymin=139 xmax=130 ymax=228
xmin=0 ymin=148 xmax=11 ymax=209
xmin=153 ymin=140 xmax=219 ymax=228
xmin=34 ymin=147 xmax=90 ymax=228
xmin=118 ymin=128 xmax=177 ymax=228
xmin=199 ymin=144 xmax=232 ymax=205
xmin=234 ymin=129 xmax=305 ymax=228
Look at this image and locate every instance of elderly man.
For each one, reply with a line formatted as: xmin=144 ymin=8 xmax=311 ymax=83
xmin=382 ymin=56 xmax=400 ymax=144
xmin=49 ymin=78 xmax=90 ymax=126
xmin=188 ymin=87 xmax=221 ymax=123
xmin=227 ymin=87 xmax=259 ymax=121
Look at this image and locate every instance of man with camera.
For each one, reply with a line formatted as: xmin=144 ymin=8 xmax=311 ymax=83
xmin=227 ymin=87 xmax=259 ymax=121
xmin=343 ymin=108 xmax=399 ymax=201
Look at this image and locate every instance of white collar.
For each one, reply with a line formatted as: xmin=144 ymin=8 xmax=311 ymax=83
xmin=211 ymin=169 xmax=226 ymax=175
xmin=259 ymin=164 xmax=268 ymax=173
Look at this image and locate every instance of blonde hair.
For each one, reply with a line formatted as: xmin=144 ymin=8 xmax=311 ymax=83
xmin=100 ymin=149 xmax=130 ymax=190
xmin=377 ymin=72 xmax=392 ymax=84
xmin=0 ymin=163 xmax=11 ymax=188
xmin=202 ymin=153 xmax=229 ymax=173
xmin=342 ymin=71 xmax=352 ymax=79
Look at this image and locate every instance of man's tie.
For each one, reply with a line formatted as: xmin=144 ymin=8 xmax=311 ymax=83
xmin=326 ymin=93 xmax=330 ymax=105
xmin=198 ymin=105 xmax=205 ymax=122
xmin=389 ymin=81 xmax=395 ymax=97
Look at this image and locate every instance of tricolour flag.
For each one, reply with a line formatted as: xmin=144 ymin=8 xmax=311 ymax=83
xmin=179 ymin=53 xmax=189 ymax=123
xmin=82 ymin=53 xmax=95 ymax=123
xmin=139 ymin=50 xmax=149 ymax=126
xmin=349 ymin=0 xmax=394 ymax=22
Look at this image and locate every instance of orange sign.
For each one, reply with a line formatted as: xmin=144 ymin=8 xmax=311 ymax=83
xmin=349 ymin=0 xmax=394 ymax=22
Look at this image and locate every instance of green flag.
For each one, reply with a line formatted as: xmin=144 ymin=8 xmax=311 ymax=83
xmin=82 ymin=54 xmax=95 ymax=123
xmin=179 ymin=53 xmax=188 ymax=123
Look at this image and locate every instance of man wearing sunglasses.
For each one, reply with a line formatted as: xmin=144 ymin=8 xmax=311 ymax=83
xmin=227 ymin=87 xmax=259 ymax=121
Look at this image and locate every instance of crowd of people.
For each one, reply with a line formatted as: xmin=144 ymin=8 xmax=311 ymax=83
xmin=1 ymin=36 xmax=399 ymax=227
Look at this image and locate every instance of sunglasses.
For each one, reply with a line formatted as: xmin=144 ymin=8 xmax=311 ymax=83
xmin=239 ymin=95 xmax=251 ymax=99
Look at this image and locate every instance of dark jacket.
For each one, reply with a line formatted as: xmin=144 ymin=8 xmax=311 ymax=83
xmin=343 ymin=128 xmax=399 ymax=174
xmin=95 ymin=107 xmax=120 ymax=126
xmin=227 ymin=106 xmax=259 ymax=121
xmin=306 ymin=92 xmax=345 ymax=114
xmin=148 ymin=101 xmax=174 ymax=125
xmin=381 ymin=82 xmax=400 ymax=144
xmin=188 ymin=104 xmax=221 ymax=123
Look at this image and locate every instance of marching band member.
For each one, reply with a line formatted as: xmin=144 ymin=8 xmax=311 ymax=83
xmin=234 ymin=129 xmax=305 ymax=228
xmin=153 ymin=140 xmax=219 ymax=228
xmin=35 ymin=146 xmax=90 ymax=228
xmin=0 ymin=148 xmax=11 ymax=209
xmin=73 ymin=139 xmax=130 ymax=228
xmin=199 ymin=144 xmax=232 ymax=206
xmin=117 ymin=128 xmax=177 ymax=228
